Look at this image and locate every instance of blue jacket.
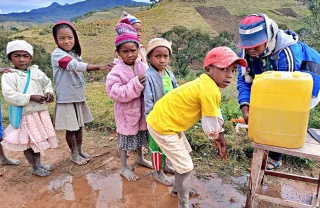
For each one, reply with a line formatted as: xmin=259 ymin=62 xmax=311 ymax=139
xmin=144 ymin=65 xmax=178 ymax=117
xmin=237 ymin=29 xmax=320 ymax=107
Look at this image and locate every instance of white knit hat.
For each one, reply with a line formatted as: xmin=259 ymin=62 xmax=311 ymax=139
xmin=6 ymin=40 xmax=33 ymax=57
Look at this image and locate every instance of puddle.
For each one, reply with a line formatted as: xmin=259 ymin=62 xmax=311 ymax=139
xmin=257 ymin=177 xmax=316 ymax=207
xmin=25 ymin=168 xmax=246 ymax=208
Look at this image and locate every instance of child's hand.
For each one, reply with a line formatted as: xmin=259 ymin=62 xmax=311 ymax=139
xmin=45 ymin=93 xmax=54 ymax=103
xmin=138 ymin=75 xmax=146 ymax=86
xmin=0 ymin=68 xmax=13 ymax=73
xmin=213 ymin=132 xmax=228 ymax=162
xmin=99 ymin=63 xmax=115 ymax=71
xmin=30 ymin=95 xmax=47 ymax=104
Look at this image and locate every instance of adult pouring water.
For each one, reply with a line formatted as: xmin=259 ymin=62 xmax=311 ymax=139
xmin=237 ymin=13 xmax=320 ymax=170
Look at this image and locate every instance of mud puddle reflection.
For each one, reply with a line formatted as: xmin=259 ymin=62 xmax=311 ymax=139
xmin=25 ymin=168 xmax=246 ymax=208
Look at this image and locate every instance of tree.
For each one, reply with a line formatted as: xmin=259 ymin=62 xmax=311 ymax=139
xmin=161 ymin=26 xmax=235 ymax=77
xmin=161 ymin=26 xmax=211 ymax=77
xmin=297 ymin=0 xmax=320 ymax=51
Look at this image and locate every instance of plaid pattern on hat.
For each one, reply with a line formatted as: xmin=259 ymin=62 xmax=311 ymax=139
xmin=6 ymin=40 xmax=33 ymax=57
xmin=204 ymin=46 xmax=247 ymax=68
xmin=114 ymin=18 xmax=140 ymax=47
xmin=238 ymin=15 xmax=268 ymax=48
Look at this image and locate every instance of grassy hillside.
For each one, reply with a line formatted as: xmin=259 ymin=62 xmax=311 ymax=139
xmin=6 ymin=0 xmax=307 ymax=65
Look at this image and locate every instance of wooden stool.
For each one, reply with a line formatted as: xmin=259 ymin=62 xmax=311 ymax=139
xmin=246 ymin=128 xmax=320 ymax=208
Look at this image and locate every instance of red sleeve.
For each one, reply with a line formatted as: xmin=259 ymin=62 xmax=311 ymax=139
xmin=58 ymin=56 xmax=73 ymax=69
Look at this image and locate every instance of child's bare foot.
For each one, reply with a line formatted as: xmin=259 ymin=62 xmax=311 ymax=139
xmin=163 ymin=164 xmax=175 ymax=174
xmin=79 ymin=152 xmax=91 ymax=160
xmin=31 ymin=166 xmax=51 ymax=177
xmin=120 ymin=167 xmax=139 ymax=181
xmin=137 ymin=158 xmax=153 ymax=169
xmin=37 ymin=163 xmax=53 ymax=171
xmin=153 ymin=170 xmax=174 ymax=186
xmin=70 ymin=152 xmax=88 ymax=165
xmin=0 ymin=157 xmax=20 ymax=165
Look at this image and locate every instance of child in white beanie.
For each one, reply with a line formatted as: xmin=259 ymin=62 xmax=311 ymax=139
xmin=1 ymin=40 xmax=58 ymax=177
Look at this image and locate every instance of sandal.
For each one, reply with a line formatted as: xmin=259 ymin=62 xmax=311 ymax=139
xmin=266 ymin=157 xmax=282 ymax=170
xmin=171 ymin=188 xmax=200 ymax=197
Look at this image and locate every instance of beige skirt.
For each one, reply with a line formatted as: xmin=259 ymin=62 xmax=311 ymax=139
xmin=54 ymin=101 xmax=93 ymax=131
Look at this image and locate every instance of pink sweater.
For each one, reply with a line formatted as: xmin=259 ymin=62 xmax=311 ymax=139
xmin=106 ymin=59 xmax=148 ymax=135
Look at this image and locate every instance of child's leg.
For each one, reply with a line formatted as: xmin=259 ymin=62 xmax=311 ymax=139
xmin=175 ymin=171 xmax=191 ymax=208
xmin=66 ymin=130 xmax=87 ymax=165
xmin=0 ymin=143 xmax=20 ymax=165
xmin=119 ymin=148 xmax=138 ymax=181
xmin=152 ymin=169 xmax=174 ymax=186
xmin=75 ymin=127 xmax=90 ymax=159
xmin=163 ymin=158 xmax=175 ymax=174
xmin=136 ymin=146 xmax=152 ymax=168
xmin=24 ymin=148 xmax=51 ymax=177
xmin=34 ymin=152 xmax=53 ymax=171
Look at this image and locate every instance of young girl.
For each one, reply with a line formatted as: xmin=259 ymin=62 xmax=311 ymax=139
xmin=1 ymin=40 xmax=58 ymax=177
xmin=119 ymin=11 xmax=147 ymax=65
xmin=144 ymin=38 xmax=178 ymax=186
xmin=51 ymin=20 xmax=113 ymax=166
xmin=106 ymin=18 xmax=152 ymax=182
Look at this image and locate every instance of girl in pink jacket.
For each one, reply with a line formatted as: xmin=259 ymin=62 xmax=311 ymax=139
xmin=106 ymin=18 xmax=152 ymax=182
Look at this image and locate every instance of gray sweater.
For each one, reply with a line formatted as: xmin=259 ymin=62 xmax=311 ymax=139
xmin=51 ymin=48 xmax=88 ymax=103
xmin=144 ymin=65 xmax=178 ymax=117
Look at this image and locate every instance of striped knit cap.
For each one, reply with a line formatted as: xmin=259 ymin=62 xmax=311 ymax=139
xmin=114 ymin=18 xmax=140 ymax=47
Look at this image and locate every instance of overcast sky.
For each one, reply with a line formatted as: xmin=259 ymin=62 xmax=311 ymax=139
xmin=0 ymin=0 xmax=150 ymax=14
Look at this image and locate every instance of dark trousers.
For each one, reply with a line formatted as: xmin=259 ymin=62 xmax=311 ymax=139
xmin=269 ymin=151 xmax=282 ymax=161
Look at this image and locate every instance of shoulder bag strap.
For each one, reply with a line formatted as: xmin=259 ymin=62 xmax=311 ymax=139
xmin=23 ymin=69 xmax=31 ymax=94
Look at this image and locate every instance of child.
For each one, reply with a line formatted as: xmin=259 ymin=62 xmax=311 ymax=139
xmin=51 ymin=20 xmax=112 ymax=166
xmin=1 ymin=40 xmax=58 ymax=176
xmin=144 ymin=38 xmax=178 ymax=186
xmin=146 ymin=46 xmax=247 ymax=207
xmin=0 ymin=68 xmax=20 ymax=166
xmin=119 ymin=11 xmax=147 ymax=65
xmin=0 ymin=108 xmax=20 ymax=166
xmin=106 ymin=18 xmax=152 ymax=182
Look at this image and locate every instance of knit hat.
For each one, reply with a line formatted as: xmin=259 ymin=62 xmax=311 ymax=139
xmin=52 ymin=20 xmax=82 ymax=56
xmin=238 ymin=15 xmax=268 ymax=48
xmin=146 ymin=38 xmax=172 ymax=56
xmin=204 ymin=46 xmax=247 ymax=68
xmin=114 ymin=18 xmax=140 ymax=47
xmin=120 ymin=11 xmax=142 ymax=25
xmin=6 ymin=40 xmax=33 ymax=57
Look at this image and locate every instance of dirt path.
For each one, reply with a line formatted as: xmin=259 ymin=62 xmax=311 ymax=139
xmin=0 ymin=130 xmax=246 ymax=208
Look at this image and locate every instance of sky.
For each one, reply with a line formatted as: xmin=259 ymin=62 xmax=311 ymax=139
xmin=0 ymin=0 xmax=150 ymax=14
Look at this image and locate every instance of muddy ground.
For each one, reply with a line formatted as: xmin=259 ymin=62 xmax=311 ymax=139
xmin=1 ymin=130 xmax=247 ymax=208
xmin=1 ymin=129 xmax=317 ymax=208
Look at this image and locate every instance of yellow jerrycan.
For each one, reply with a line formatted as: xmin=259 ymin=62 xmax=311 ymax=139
xmin=248 ymin=71 xmax=312 ymax=148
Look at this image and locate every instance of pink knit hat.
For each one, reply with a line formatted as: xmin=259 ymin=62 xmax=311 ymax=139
xmin=114 ymin=18 xmax=140 ymax=47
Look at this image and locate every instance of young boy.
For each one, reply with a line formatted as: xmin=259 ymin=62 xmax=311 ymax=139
xmin=146 ymin=46 xmax=247 ymax=208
